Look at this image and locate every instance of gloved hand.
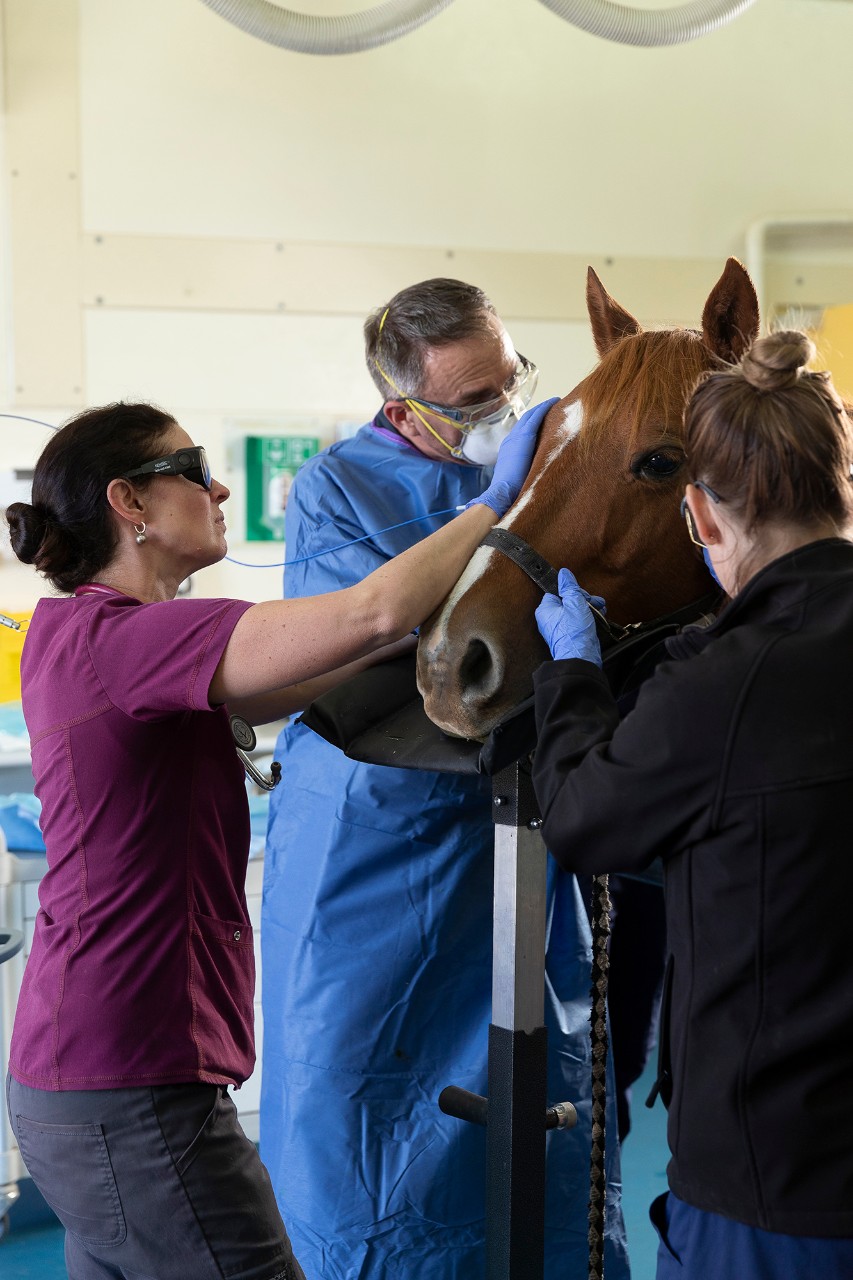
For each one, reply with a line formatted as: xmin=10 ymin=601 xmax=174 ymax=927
xmin=535 ymin=567 xmax=605 ymax=665
xmin=465 ymin=397 xmax=559 ymax=518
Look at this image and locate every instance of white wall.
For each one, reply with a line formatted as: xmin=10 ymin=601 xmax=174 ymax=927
xmin=76 ymin=0 xmax=853 ymax=260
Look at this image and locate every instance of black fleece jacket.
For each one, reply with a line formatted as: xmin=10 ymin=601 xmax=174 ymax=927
xmin=532 ymin=538 xmax=853 ymax=1237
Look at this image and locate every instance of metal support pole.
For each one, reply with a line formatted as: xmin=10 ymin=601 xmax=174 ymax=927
xmin=487 ymin=759 xmax=548 ymax=1280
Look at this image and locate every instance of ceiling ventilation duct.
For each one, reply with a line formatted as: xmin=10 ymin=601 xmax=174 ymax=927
xmin=196 ymin=0 xmax=457 ymax=54
xmin=536 ymin=0 xmax=757 ymax=47
xmin=197 ymin=0 xmax=757 ymax=54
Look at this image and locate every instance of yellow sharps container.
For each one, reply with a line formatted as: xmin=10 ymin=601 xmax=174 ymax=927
xmin=0 ymin=613 xmax=31 ymax=703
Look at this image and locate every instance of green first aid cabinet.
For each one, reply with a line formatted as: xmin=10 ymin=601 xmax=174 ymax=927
xmin=245 ymin=435 xmax=319 ymax=541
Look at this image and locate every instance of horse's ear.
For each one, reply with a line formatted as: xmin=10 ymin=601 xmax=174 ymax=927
xmin=586 ymin=266 xmax=643 ymax=356
xmin=701 ymin=258 xmax=760 ymax=363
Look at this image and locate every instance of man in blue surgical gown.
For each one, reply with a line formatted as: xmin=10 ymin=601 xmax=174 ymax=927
xmin=260 ymin=278 xmax=630 ymax=1280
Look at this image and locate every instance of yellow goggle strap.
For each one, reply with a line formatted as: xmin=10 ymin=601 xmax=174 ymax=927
xmin=374 ymin=308 xmax=461 ymax=457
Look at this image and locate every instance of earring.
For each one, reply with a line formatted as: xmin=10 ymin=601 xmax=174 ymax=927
xmin=133 ymin=523 xmax=146 ymax=545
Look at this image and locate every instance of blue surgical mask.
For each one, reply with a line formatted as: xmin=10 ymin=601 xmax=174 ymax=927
xmin=702 ymin=545 xmax=722 ymax=588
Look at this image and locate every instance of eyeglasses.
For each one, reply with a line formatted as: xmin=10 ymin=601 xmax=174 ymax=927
xmin=409 ymin=354 xmax=540 ymax=433
xmin=680 ymin=480 xmax=722 ymax=548
xmin=124 ymin=446 xmax=212 ymax=491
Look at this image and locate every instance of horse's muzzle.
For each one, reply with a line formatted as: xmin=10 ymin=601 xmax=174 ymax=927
xmin=417 ymin=624 xmax=545 ymax=742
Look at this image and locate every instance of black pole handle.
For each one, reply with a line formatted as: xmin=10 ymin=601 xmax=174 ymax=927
xmin=439 ymin=1086 xmax=489 ymax=1127
xmin=438 ymin=1085 xmax=577 ymax=1131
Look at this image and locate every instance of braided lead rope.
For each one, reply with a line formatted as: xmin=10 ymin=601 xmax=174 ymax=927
xmin=588 ymin=872 xmax=612 ymax=1280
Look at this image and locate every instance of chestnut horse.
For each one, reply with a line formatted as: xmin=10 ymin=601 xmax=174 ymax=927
xmin=417 ymin=258 xmax=760 ymax=741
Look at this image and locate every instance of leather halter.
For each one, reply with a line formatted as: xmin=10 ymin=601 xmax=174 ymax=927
xmin=480 ymin=527 xmax=720 ymax=651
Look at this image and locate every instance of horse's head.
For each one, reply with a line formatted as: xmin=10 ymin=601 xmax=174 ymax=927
xmin=417 ymin=258 xmax=760 ymax=741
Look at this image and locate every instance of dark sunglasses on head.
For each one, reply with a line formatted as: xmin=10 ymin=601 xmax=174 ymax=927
xmin=680 ymin=480 xmax=722 ymax=549
xmin=124 ymin=446 xmax=212 ymax=491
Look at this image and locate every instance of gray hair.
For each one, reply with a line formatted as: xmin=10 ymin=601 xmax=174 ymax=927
xmin=364 ymin=278 xmax=498 ymax=402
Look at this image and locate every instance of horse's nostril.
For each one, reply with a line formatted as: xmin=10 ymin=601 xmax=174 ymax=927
xmin=459 ymin=636 xmax=499 ymax=697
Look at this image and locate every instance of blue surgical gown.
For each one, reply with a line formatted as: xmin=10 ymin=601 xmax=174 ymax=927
xmin=261 ymin=417 xmax=630 ymax=1280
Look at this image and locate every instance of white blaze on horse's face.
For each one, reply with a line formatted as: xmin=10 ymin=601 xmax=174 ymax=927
xmin=558 ymin=399 xmax=585 ymax=443
xmin=501 ymin=399 xmax=585 ymax=530
xmin=427 ymin=400 xmax=587 ymax=649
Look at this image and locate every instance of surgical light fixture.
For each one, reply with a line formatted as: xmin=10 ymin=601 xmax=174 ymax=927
xmin=197 ymin=0 xmax=758 ymax=54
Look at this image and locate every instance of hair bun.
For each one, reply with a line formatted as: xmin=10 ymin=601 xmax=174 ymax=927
xmin=740 ymin=330 xmax=815 ymax=392
xmin=5 ymin=501 xmax=51 ymax=564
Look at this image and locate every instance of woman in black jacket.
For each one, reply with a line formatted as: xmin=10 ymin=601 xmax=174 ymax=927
xmin=531 ymin=330 xmax=853 ymax=1280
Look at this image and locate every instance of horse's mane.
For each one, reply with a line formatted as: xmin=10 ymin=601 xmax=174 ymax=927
xmin=576 ymin=328 xmax=722 ymax=458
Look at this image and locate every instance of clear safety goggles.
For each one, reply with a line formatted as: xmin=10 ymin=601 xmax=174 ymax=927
xmin=124 ymin=446 xmax=212 ymax=491
xmin=409 ymin=354 xmax=539 ymax=435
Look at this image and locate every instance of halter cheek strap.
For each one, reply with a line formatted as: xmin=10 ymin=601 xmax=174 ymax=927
xmin=481 ymin=527 xmax=720 ymax=650
xmin=481 ymin=528 xmax=559 ymax=595
xmin=481 ymin=528 xmax=615 ymax=647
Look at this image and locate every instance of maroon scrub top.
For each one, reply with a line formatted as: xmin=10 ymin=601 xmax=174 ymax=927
xmin=10 ymin=586 xmax=256 ymax=1090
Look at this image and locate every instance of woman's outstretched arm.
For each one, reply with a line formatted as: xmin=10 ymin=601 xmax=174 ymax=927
xmin=209 ymin=501 xmax=496 ymax=707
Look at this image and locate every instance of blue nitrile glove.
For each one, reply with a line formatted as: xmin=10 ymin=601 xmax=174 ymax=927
xmin=465 ymin=397 xmax=559 ymax=518
xmin=535 ymin=567 xmax=605 ymax=666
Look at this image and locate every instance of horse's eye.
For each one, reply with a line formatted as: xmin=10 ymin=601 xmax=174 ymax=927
xmin=631 ymin=450 xmax=684 ymax=482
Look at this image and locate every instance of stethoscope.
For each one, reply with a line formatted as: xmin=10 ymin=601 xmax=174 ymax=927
xmin=230 ymin=715 xmax=282 ymax=791
xmin=0 ymin=412 xmax=465 ymax=791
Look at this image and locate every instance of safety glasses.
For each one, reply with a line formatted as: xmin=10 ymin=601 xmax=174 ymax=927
xmin=680 ymin=481 xmax=722 ymax=548
xmin=409 ymin=354 xmax=540 ymax=433
xmin=124 ymin=446 xmax=212 ymax=491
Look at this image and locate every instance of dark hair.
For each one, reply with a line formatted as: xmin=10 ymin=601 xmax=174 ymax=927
xmin=364 ymin=277 xmax=498 ymax=401
xmin=6 ymin=401 xmax=177 ymax=593
xmin=685 ymin=330 xmax=853 ymax=534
